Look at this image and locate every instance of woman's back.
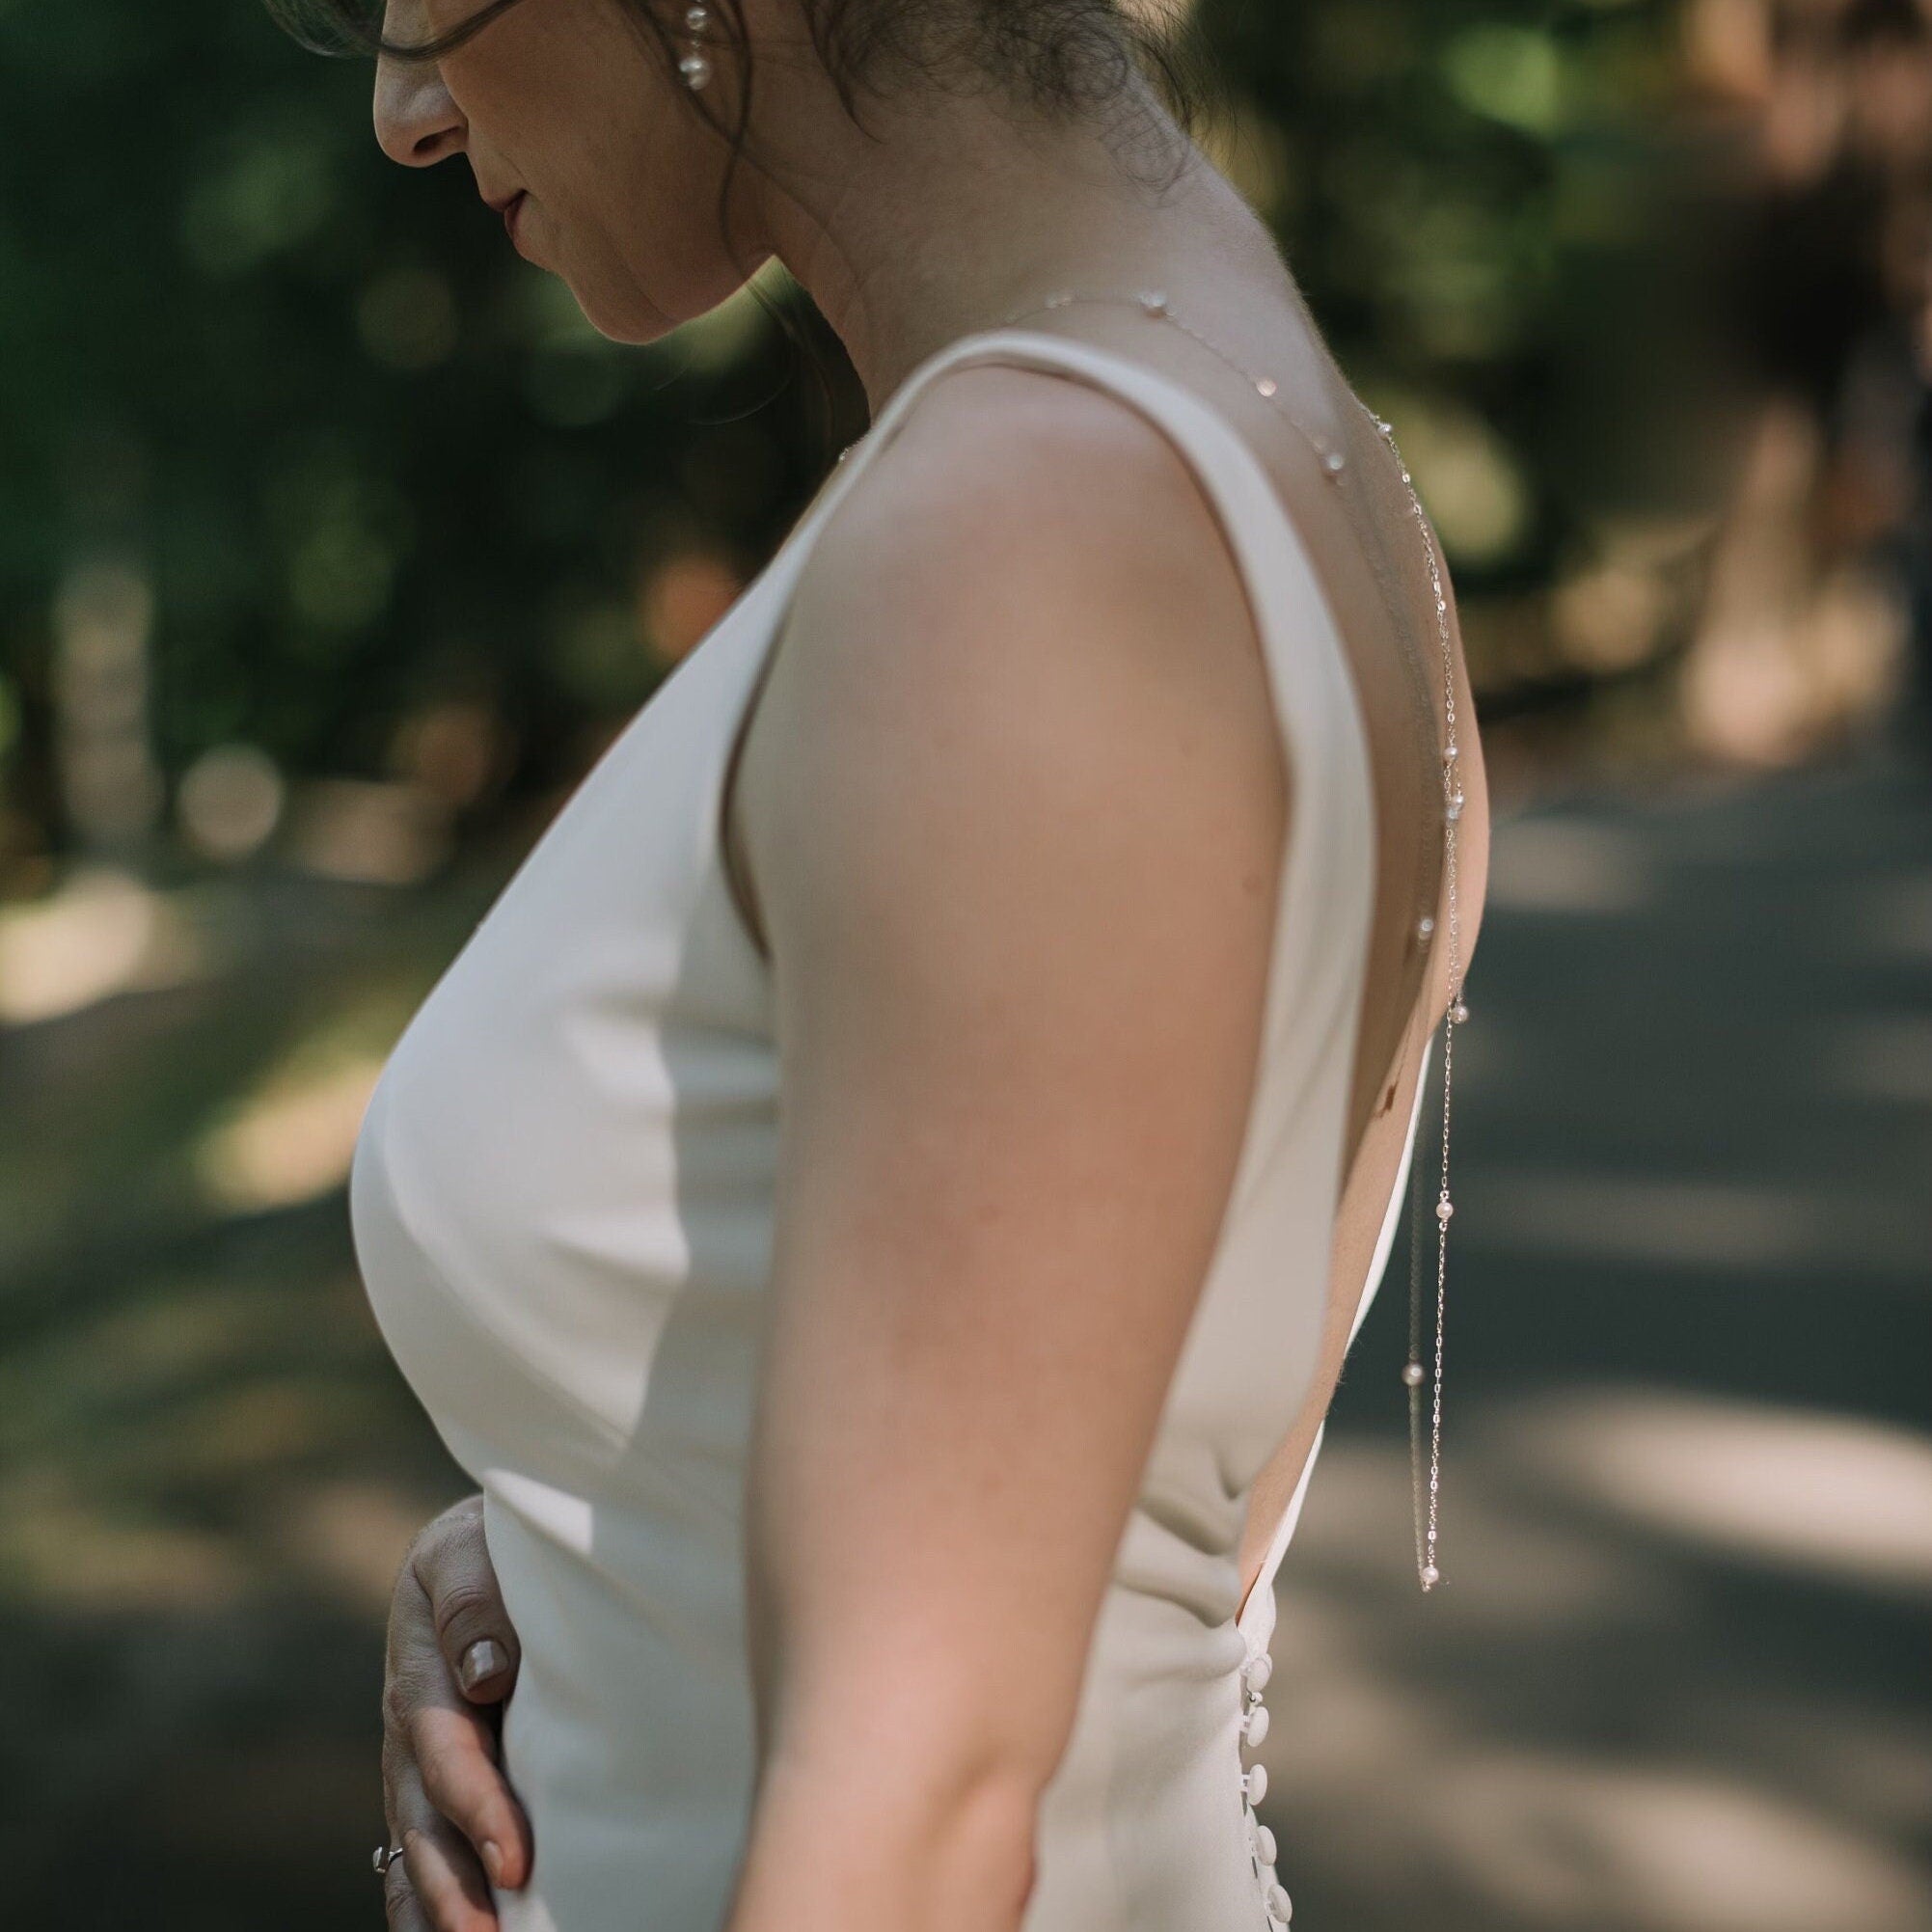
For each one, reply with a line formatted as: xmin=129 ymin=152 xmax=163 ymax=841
xmin=350 ymin=319 xmax=1486 ymax=1932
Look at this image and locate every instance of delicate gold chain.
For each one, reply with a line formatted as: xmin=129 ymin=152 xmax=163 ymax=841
xmin=993 ymin=288 xmax=1470 ymax=1594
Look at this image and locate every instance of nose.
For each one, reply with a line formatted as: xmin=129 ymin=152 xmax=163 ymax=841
xmin=373 ymin=51 xmax=466 ymax=168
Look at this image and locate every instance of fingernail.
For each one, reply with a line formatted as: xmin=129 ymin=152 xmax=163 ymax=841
xmin=459 ymin=1638 xmax=505 ymax=1692
xmin=481 ymin=1839 xmax=505 ymax=1888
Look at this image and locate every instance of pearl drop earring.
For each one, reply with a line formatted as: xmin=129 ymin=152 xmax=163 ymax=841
xmin=679 ymin=3 xmax=713 ymax=89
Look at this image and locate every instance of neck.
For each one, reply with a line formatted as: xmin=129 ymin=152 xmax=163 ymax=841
xmin=742 ymin=68 xmax=1291 ymax=416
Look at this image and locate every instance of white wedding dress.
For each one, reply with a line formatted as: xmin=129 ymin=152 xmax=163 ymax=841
xmin=350 ymin=328 xmax=1430 ymax=1932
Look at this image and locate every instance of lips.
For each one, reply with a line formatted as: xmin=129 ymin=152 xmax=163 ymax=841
xmin=502 ymin=191 xmax=527 ymax=241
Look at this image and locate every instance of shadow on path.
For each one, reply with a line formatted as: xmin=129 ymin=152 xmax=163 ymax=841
xmin=1261 ymin=740 xmax=1932 ymax=1932
xmin=5 ymin=748 xmax=1928 ymax=1927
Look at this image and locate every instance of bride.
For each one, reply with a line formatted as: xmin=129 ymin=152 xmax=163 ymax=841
xmin=270 ymin=1 xmax=1490 ymax=1927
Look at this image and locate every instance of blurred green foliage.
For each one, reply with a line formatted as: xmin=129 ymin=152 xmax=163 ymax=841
xmin=1214 ymin=0 xmax=1715 ymax=523
xmin=0 ymin=0 xmax=1694 ymax=866
xmin=0 ymin=1 xmax=832 ymax=846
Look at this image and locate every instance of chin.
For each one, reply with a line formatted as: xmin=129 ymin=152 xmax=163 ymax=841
xmin=554 ymin=283 xmax=637 ymax=343
xmin=575 ymin=309 xmax=653 ymax=346
xmin=561 ymin=277 xmax=686 ymax=349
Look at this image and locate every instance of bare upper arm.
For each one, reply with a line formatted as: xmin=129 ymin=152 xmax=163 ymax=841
xmin=734 ymin=367 xmax=1293 ymax=1805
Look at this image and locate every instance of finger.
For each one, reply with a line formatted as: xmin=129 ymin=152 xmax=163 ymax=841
xmin=400 ymin=1826 xmax=499 ymax=1932
xmin=412 ymin=1699 xmax=533 ymax=1893
xmin=388 ymin=1501 xmax=515 ymax=1701
xmin=386 ymin=1574 xmax=532 ymax=1892
xmin=384 ymin=1851 xmax=435 ymax=1932
xmin=385 ymin=1736 xmax=483 ymax=1932
xmin=393 ymin=1778 xmax=503 ymax=1932
xmin=414 ymin=1502 xmax=522 ymax=1704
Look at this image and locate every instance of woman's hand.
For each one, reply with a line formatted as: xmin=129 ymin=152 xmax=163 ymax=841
xmin=381 ymin=1493 xmax=533 ymax=1931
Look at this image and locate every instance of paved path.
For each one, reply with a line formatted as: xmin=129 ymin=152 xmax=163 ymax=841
xmin=6 ymin=743 xmax=1928 ymax=1927
xmin=1261 ymin=736 xmax=1932 ymax=1932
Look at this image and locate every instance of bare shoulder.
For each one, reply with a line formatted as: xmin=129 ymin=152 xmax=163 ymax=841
xmin=793 ymin=361 xmax=1269 ymax=701
xmin=729 ymin=359 xmax=1291 ymax=953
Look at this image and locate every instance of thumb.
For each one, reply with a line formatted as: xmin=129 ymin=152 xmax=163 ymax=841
xmin=414 ymin=1501 xmax=522 ymax=1705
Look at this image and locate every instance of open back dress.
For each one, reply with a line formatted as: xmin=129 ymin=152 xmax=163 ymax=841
xmin=350 ymin=328 xmax=1434 ymax=1932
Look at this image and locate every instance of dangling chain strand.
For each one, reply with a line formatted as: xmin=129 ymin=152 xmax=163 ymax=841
xmin=987 ymin=289 xmax=1468 ymax=1594
xmin=1410 ymin=488 xmax=1464 ymax=1594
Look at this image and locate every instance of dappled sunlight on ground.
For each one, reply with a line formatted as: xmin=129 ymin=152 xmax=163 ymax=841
xmin=1460 ymin=1167 xmax=1930 ymax=1280
xmin=1858 ymin=871 xmax=1932 ymax=958
xmin=194 ymin=1051 xmax=384 ymax=1212
xmin=1481 ymin=814 xmax=1655 ymax=914
xmin=1430 ymin=1753 xmax=1932 ymax=1932
xmin=1264 ymin=1409 xmax=1932 ymax=1932
xmin=1465 ymin=1171 xmax=1830 ymax=1272
xmin=1252 ymin=743 xmax=1932 ymax=1932
xmin=0 ymin=866 xmax=212 ymax=1024
xmin=1823 ymin=1014 xmax=1932 ymax=1105
xmin=0 ymin=851 xmax=502 ymax=1913
xmin=269 ymin=1476 xmax=444 ymax=1616
xmin=2 ymin=749 xmax=1927 ymax=1925
xmin=0 ymin=1462 xmax=251 ymax=1611
xmin=1508 ymin=1389 xmax=1932 ymax=1596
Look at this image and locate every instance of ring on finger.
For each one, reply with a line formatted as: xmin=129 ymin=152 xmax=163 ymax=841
xmin=373 ymin=1842 xmax=408 ymax=1876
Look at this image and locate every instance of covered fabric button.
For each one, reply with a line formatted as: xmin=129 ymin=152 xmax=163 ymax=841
xmin=1240 ymin=1763 xmax=1267 ymax=1806
xmin=1254 ymin=1822 xmax=1277 ymax=1864
xmin=1265 ymin=1879 xmax=1293 ymax=1922
xmin=1241 ymin=1649 xmax=1273 ymax=1693
xmin=1241 ymin=1702 xmax=1270 ymax=1747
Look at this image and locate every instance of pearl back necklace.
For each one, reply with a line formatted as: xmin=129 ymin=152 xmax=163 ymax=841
xmin=846 ymin=287 xmax=1470 ymax=1596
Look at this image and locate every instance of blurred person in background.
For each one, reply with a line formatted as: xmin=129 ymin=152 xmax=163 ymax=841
xmin=264 ymin=2 xmax=1489 ymax=1930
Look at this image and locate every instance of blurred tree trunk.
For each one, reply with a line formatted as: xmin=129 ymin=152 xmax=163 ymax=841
xmin=1675 ymin=0 xmax=1932 ymax=764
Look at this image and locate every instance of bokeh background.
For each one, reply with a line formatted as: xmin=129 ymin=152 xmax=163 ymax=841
xmin=3 ymin=0 xmax=1929 ymax=1925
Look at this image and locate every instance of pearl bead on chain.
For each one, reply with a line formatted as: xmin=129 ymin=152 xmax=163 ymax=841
xmin=678 ymin=3 xmax=713 ymax=90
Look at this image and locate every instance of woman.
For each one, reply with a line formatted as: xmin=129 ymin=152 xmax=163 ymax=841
xmin=280 ymin=2 xmax=1491 ymax=1928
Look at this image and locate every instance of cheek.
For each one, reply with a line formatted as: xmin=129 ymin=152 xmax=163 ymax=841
xmin=539 ymin=23 xmax=701 ymax=217
xmin=450 ymin=2 xmax=745 ymax=331
xmin=443 ymin=0 xmax=660 ymax=179
xmin=572 ymin=86 xmax=745 ymax=281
